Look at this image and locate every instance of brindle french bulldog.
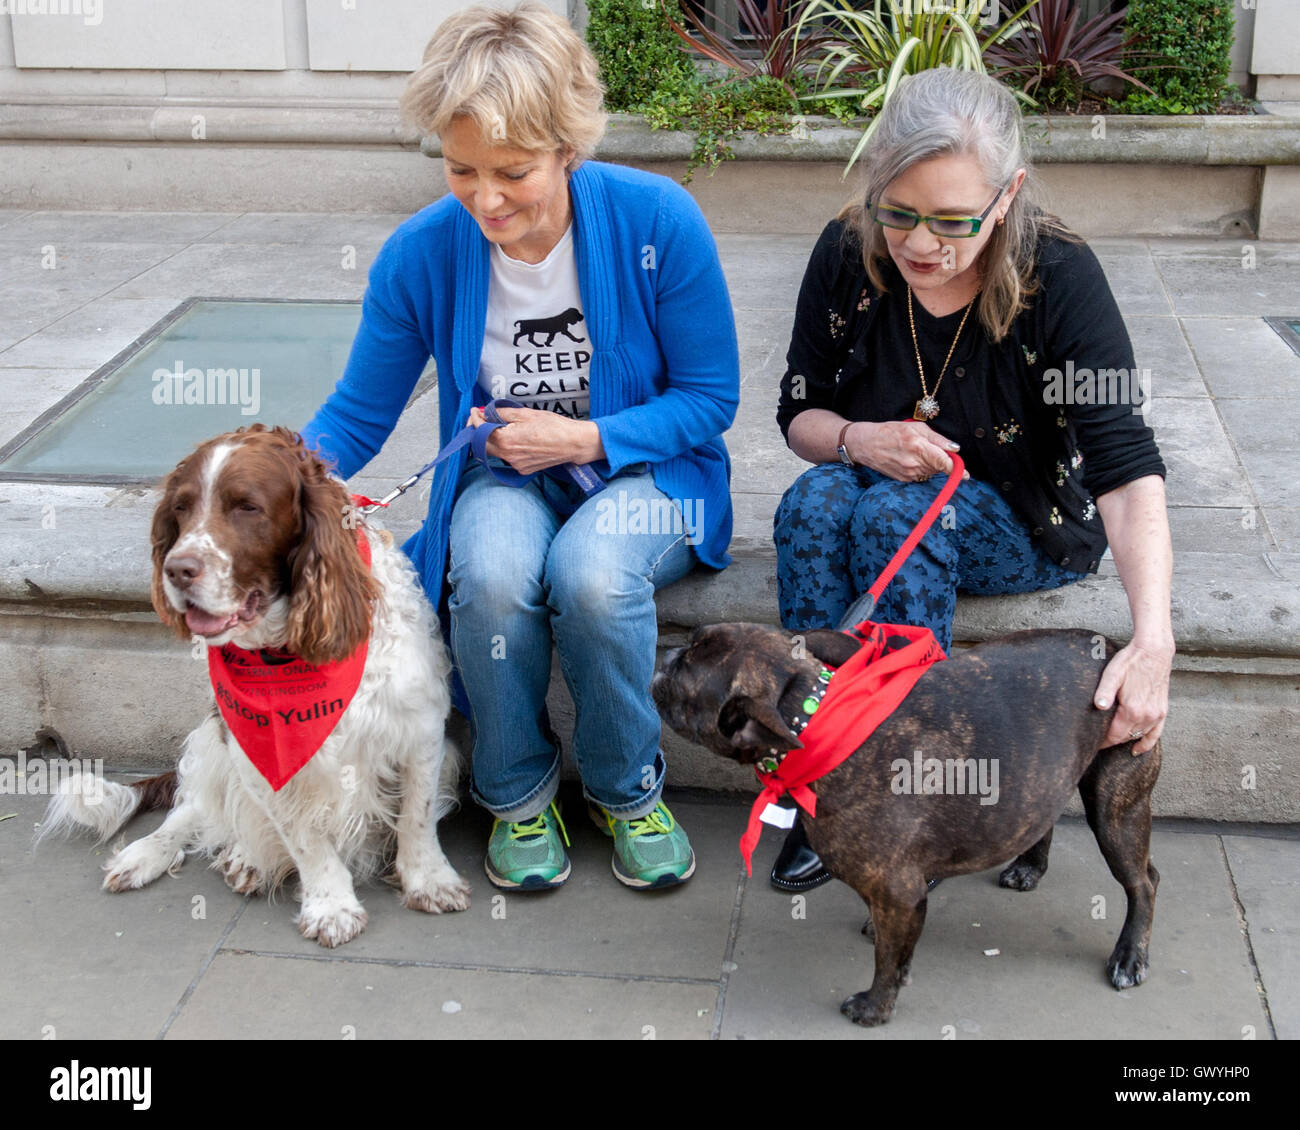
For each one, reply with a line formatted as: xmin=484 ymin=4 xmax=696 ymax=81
xmin=651 ymin=624 xmax=1161 ymax=1027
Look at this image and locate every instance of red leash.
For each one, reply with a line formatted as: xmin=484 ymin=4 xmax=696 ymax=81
xmin=865 ymin=451 xmax=965 ymax=604
xmin=737 ymin=451 xmax=967 ymax=873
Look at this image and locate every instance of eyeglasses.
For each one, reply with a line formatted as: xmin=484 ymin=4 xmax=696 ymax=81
xmin=868 ymin=187 xmax=1005 ymax=238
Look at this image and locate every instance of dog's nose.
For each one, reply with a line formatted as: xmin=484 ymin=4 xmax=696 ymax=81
xmin=165 ymin=554 xmax=204 ymax=589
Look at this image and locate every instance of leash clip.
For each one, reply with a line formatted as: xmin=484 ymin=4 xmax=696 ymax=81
xmin=356 ymin=472 xmax=422 ymax=515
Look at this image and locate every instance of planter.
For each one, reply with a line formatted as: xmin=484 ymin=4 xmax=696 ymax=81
xmin=0 ymin=99 xmax=1295 ymax=231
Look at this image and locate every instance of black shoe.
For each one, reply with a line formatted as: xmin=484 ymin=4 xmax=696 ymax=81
xmin=770 ymin=819 xmax=832 ymax=892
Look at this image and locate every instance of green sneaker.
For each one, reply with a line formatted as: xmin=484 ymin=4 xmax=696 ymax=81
xmin=590 ymin=801 xmax=696 ymax=889
xmin=485 ymin=801 xmax=571 ymax=891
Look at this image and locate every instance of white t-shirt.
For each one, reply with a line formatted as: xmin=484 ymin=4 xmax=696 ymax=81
xmin=477 ymin=224 xmax=591 ymax=419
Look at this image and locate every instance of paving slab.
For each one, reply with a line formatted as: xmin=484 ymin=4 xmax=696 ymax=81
xmin=0 ymin=209 xmax=32 ymax=236
xmin=222 ymin=790 xmax=746 ymax=983
xmin=1143 ymin=398 xmax=1255 ymax=509
xmin=1265 ymin=509 xmax=1300 ymax=553
xmin=720 ymin=821 xmax=1271 ymax=1040
xmin=1125 ymin=316 xmax=1208 ymax=400
xmin=1182 ymin=316 xmax=1300 ymax=400
xmin=1094 ymin=243 xmax=1173 ymax=317
xmin=0 ymin=211 xmax=236 ymax=245
xmin=0 ymin=242 xmax=191 ymax=305
xmin=0 ymin=296 xmax=181 ymax=370
xmin=3 ymin=775 xmax=1292 ymax=1040
xmin=1165 ymin=506 xmax=1278 ymax=556
xmin=1150 ymin=241 xmax=1300 ymax=318
xmin=194 ymin=211 xmax=415 ymax=246
xmin=0 ymin=788 xmax=244 ymax=1041
xmin=164 ymin=952 xmax=717 ymax=1040
xmin=1213 ymin=400 xmax=1300 ymax=510
xmin=106 ymin=243 xmax=372 ymax=301
xmin=1222 ymin=834 xmax=1300 ymax=1041
xmin=0 ymin=367 xmax=95 ymax=449
xmin=719 ymin=245 xmax=809 ymax=312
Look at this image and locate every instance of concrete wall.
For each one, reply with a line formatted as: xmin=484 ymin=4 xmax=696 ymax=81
xmin=3 ymin=606 xmax=1296 ymax=823
xmin=0 ymin=0 xmax=1284 ymax=97
xmin=0 ymin=0 xmax=569 ymax=96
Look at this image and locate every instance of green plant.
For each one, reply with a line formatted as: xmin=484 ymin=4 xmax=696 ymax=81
xmin=792 ymin=0 xmax=1042 ymax=170
xmin=982 ymin=0 xmax=1152 ymax=109
xmin=1122 ymin=0 xmax=1235 ymax=114
xmin=639 ymin=71 xmax=814 ymax=181
xmin=587 ymin=0 xmax=857 ymax=181
xmin=586 ymin=0 xmax=698 ymax=111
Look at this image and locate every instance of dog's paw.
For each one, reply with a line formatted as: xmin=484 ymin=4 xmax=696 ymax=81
xmin=103 ymin=841 xmax=184 ymax=892
xmin=298 ymin=896 xmax=368 ymax=948
xmin=840 ymin=991 xmax=894 ymax=1027
xmin=1107 ymin=940 xmax=1150 ymax=990
xmin=216 ymin=848 xmax=265 ymax=896
xmin=998 ymin=860 xmax=1046 ymax=891
xmin=400 ymin=869 xmax=471 ymax=914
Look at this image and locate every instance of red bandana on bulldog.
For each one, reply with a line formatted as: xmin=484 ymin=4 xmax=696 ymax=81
xmin=207 ymin=524 xmax=371 ymax=792
xmin=739 ymin=622 xmax=945 ymax=872
xmin=737 ymin=450 xmax=965 ymax=873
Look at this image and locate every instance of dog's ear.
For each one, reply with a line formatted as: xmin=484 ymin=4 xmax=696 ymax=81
xmin=149 ymin=466 xmax=189 ymax=640
xmin=285 ymin=445 xmax=377 ymax=665
xmin=800 ymin=629 xmax=863 ymax=670
xmin=718 ymin=694 xmax=803 ymax=757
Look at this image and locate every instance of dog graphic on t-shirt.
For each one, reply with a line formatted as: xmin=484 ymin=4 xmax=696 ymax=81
xmin=513 ymin=308 xmax=586 ymax=348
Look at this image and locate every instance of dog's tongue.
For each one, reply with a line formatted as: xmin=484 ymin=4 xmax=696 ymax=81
xmin=185 ymin=606 xmax=239 ymax=636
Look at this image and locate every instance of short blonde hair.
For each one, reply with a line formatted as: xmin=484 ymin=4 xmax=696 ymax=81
xmin=399 ymin=2 xmax=607 ymax=168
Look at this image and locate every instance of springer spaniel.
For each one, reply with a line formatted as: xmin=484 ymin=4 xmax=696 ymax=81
xmin=42 ymin=425 xmax=470 ymax=947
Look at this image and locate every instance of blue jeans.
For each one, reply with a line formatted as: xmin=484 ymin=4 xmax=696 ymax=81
xmin=448 ymin=460 xmax=697 ymax=822
xmin=774 ymin=463 xmax=1089 ymax=649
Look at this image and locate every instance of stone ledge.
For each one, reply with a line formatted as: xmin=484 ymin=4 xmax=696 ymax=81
xmin=2 ymin=100 xmax=1298 ymax=165
xmin=1 ymin=485 xmax=1296 ymax=660
xmin=0 ymin=97 xmax=421 ymax=147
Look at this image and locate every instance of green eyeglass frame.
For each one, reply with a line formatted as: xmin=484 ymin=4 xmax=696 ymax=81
xmin=868 ymin=187 xmax=1005 ymax=238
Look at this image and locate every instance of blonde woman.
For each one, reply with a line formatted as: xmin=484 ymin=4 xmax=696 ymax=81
xmin=303 ymin=3 xmax=739 ymax=892
xmin=771 ymin=68 xmax=1173 ymax=890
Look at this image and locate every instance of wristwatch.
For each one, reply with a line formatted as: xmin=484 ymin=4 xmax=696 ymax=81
xmin=836 ymin=422 xmax=856 ymax=466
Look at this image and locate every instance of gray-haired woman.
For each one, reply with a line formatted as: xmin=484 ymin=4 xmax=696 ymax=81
xmin=771 ymin=68 xmax=1173 ymax=889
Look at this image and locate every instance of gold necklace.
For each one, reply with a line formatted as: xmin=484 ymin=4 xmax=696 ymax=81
xmin=907 ymin=286 xmax=977 ymax=421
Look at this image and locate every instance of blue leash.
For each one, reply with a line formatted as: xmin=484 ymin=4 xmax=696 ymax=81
xmin=357 ymin=398 xmax=605 ymax=515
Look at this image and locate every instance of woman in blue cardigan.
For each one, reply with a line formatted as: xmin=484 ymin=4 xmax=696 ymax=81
xmin=301 ymin=3 xmax=739 ymax=892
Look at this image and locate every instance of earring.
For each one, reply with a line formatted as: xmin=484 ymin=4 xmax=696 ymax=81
xmin=996 ymin=216 xmax=1005 ymax=226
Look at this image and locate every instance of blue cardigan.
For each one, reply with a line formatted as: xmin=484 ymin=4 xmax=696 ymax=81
xmin=301 ymin=160 xmax=740 ymax=619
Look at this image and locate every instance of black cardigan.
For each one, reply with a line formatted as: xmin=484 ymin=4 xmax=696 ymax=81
xmin=777 ymin=219 xmax=1166 ymax=573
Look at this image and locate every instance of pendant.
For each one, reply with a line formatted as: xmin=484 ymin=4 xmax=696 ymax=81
xmin=913 ymin=396 xmax=940 ymax=421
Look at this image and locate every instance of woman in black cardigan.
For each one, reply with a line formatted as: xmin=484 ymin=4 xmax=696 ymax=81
xmin=772 ymin=68 xmax=1174 ymax=889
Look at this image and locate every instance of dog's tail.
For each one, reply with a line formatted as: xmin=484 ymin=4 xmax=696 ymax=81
xmin=36 ymin=770 xmax=177 ymax=846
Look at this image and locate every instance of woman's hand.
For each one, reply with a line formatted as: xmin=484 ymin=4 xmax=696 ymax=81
xmin=467 ymin=405 xmax=604 ymax=474
xmin=1094 ymin=475 xmax=1175 ymax=756
xmin=1094 ymin=639 xmax=1173 ymax=755
xmin=847 ymin=420 xmax=967 ymax=482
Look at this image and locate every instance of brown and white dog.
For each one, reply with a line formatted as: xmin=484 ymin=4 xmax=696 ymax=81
xmin=41 ymin=425 xmax=470 ymax=947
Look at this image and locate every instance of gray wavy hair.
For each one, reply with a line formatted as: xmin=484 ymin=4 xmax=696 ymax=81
xmin=844 ymin=68 xmax=1076 ymax=341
